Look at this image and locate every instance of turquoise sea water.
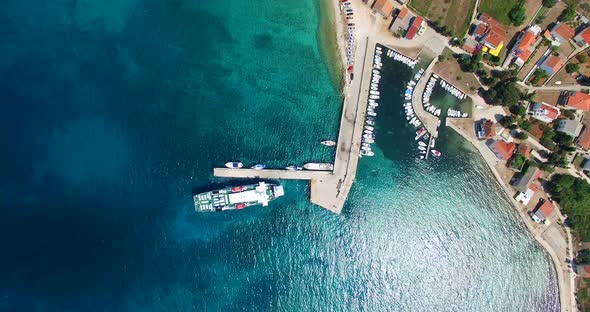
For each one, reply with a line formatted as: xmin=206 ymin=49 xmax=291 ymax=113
xmin=0 ymin=0 xmax=558 ymax=311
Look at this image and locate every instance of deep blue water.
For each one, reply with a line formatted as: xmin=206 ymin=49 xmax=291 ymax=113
xmin=0 ymin=0 xmax=558 ymax=311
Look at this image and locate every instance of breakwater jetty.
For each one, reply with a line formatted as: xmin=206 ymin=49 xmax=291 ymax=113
xmin=214 ymin=37 xmax=376 ymax=214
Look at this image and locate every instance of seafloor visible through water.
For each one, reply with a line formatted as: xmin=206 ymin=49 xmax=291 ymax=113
xmin=0 ymin=0 xmax=558 ymax=311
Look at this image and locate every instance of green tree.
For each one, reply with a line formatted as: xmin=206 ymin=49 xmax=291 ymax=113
xmin=541 ymin=163 xmax=556 ymax=173
xmin=560 ymin=5 xmax=577 ymax=22
xmin=554 ymin=131 xmax=573 ymax=146
xmin=543 ymin=0 xmax=558 ymax=8
xmin=548 ymin=175 xmax=590 ymax=240
xmin=566 ymin=63 xmax=580 ymax=74
xmin=519 ymin=119 xmax=532 ymax=131
xmin=578 ymin=54 xmax=588 ymax=63
xmin=509 ymin=5 xmax=527 ymax=25
xmin=512 ymin=154 xmax=527 ymax=169
xmin=511 ymin=105 xmax=528 ymax=117
xmin=515 ymin=131 xmax=529 ymax=140
xmin=501 ymin=115 xmax=516 ymax=127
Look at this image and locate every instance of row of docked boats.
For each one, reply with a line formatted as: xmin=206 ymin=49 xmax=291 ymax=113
xmin=440 ymin=80 xmax=466 ymax=100
xmin=423 ymin=74 xmax=441 ymax=117
xmin=386 ymin=49 xmax=418 ymax=68
xmin=447 ymin=108 xmax=468 ymax=118
xmin=224 ymin=162 xmax=334 ymax=171
xmin=361 ymin=46 xmax=384 ymax=157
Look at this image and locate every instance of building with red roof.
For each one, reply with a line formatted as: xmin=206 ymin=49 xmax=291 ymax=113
xmin=531 ymin=102 xmax=560 ymax=123
xmin=577 ymin=127 xmax=590 ymax=150
xmin=511 ymin=26 xmax=541 ymax=67
xmin=517 ymin=144 xmax=532 ymax=158
xmin=462 ymin=37 xmax=479 ymax=54
xmin=539 ymin=55 xmax=565 ymax=76
xmin=372 ymin=0 xmax=394 ymax=18
xmin=514 ymin=166 xmax=541 ymax=193
xmin=474 ymin=13 xmax=507 ymax=56
xmin=531 ymin=199 xmax=556 ymax=224
xmin=576 ymin=265 xmax=590 ymax=278
xmin=488 ymin=140 xmax=516 ymax=160
xmin=547 ymin=23 xmax=575 ymax=46
xmin=389 ymin=7 xmax=413 ymax=35
xmin=565 ymin=91 xmax=590 ymax=111
xmin=405 ymin=16 xmax=424 ymax=40
xmin=476 ymin=119 xmax=496 ymax=139
xmin=574 ymin=27 xmax=590 ymax=46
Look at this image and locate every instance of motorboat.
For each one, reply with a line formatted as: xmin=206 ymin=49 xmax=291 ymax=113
xmin=251 ymin=164 xmax=266 ymax=170
xmin=285 ymin=165 xmax=303 ymax=171
xmin=418 ymin=146 xmax=426 ymax=151
xmin=431 ymin=150 xmax=441 ymax=157
xmin=365 ymin=125 xmax=374 ymax=131
xmin=321 ymin=140 xmax=337 ymax=146
xmin=418 ymin=141 xmax=427 ymax=147
xmin=360 ymin=150 xmax=374 ymax=156
xmin=366 ymin=120 xmax=375 ymax=126
xmin=225 ymin=162 xmax=243 ymax=169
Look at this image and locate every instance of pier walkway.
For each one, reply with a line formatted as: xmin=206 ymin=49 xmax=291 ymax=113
xmin=214 ymin=37 xmax=375 ymax=214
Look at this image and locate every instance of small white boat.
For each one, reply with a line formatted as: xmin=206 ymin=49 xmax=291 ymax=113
xmin=366 ymin=120 xmax=375 ymax=125
xmin=225 ymin=162 xmax=243 ymax=169
xmin=251 ymin=164 xmax=266 ymax=170
xmin=364 ymin=129 xmax=373 ymax=135
xmin=417 ymin=155 xmax=425 ymax=160
xmin=367 ymin=111 xmax=376 ymax=116
xmin=285 ymin=165 xmax=302 ymax=171
xmin=418 ymin=141 xmax=427 ymax=147
xmin=321 ymin=140 xmax=336 ymax=146
xmin=362 ymin=142 xmax=371 ymax=148
xmin=431 ymin=150 xmax=441 ymax=157
xmin=363 ymin=137 xmax=374 ymax=143
xmin=363 ymin=132 xmax=374 ymax=138
xmin=365 ymin=125 xmax=374 ymax=131
xmin=360 ymin=150 xmax=374 ymax=157
xmin=418 ymin=146 xmax=426 ymax=151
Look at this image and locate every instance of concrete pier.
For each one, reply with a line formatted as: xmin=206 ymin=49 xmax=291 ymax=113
xmin=214 ymin=37 xmax=376 ymax=214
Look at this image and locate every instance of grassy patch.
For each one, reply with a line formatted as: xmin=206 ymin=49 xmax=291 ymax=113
xmin=578 ymin=278 xmax=590 ymax=311
xmin=410 ymin=0 xmax=476 ymax=37
xmin=479 ymin=0 xmax=516 ymax=25
xmin=408 ymin=0 xmax=431 ymax=16
xmin=574 ymin=154 xmax=585 ymax=169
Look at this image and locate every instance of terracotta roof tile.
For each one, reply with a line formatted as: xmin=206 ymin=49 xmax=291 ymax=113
xmin=515 ymin=31 xmax=537 ymax=62
xmin=538 ymin=200 xmax=555 ymax=217
xmin=542 ymin=55 xmax=565 ymax=73
xmin=518 ymin=144 xmax=532 ymax=158
xmin=491 ymin=140 xmax=516 ymax=160
xmin=577 ymin=127 xmax=590 ymax=150
xmin=373 ymin=0 xmax=394 ymax=17
xmin=552 ymin=23 xmax=575 ymax=41
xmin=566 ymin=92 xmax=590 ymax=111
xmin=578 ymin=27 xmax=590 ymax=44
